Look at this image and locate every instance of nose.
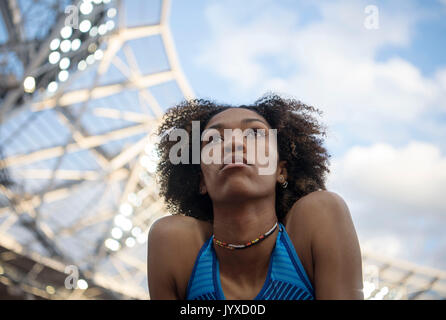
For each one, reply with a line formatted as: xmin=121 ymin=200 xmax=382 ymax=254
xmin=223 ymin=131 xmax=245 ymax=153
xmin=224 ymin=142 xmax=244 ymax=153
xmin=222 ymin=131 xmax=247 ymax=164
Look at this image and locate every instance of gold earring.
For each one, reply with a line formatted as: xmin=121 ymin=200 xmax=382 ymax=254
xmin=279 ymin=175 xmax=288 ymax=189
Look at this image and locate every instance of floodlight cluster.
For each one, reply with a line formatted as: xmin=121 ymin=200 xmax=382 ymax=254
xmin=22 ymin=0 xmax=117 ymax=96
xmin=104 ymin=143 xmax=159 ymax=252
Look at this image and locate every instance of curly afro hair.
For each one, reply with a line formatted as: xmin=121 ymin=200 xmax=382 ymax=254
xmin=155 ymin=94 xmax=331 ymax=222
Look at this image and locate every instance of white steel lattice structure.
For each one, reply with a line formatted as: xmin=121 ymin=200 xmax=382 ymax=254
xmin=0 ymin=0 xmax=445 ymax=300
xmin=0 ymin=0 xmax=192 ymax=299
xmin=362 ymin=249 xmax=446 ymax=300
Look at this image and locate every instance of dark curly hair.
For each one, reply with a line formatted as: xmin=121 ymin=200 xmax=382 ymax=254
xmin=155 ymin=94 xmax=331 ymax=222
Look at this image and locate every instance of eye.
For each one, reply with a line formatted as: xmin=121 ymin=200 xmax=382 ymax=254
xmin=208 ymin=135 xmax=223 ymax=144
xmin=245 ymin=128 xmax=267 ymax=138
xmin=255 ymin=128 xmax=267 ymax=137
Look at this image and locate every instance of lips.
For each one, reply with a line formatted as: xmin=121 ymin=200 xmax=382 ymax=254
xmin=220 ymin=163 xmax=251 ymax=172
xmin=220 ymin=155 xmax=251 ymax=171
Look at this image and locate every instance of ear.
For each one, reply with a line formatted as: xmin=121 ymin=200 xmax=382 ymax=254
xmin=276 ymin=160 xmax=287 ymax=183
xmin=199 ymin=171 xmax=207 ymax=195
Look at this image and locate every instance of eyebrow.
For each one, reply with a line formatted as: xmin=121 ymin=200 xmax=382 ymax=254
xmin=207 ymin=118 xmax=270 ymax=130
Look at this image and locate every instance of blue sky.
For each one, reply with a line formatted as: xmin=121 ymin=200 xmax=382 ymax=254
xmin=171 ymin=0 xmax=446 ymax=100
xmin=168 ymin=0 xmax=446 ymax=269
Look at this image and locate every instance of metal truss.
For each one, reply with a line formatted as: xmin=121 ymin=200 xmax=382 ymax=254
xmin=0 ymin=0 xmax=192 ymax=299
xmin=362 ymin=249 xmax=446 ymax=300
xmin=0 ymin=232 xmax=128 ymax=299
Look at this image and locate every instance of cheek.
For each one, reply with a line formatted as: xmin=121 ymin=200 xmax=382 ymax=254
xmin=252 ymin=140 xmax=278 ymax=168
xmin=256 ymin=168 xmax=278 ymax=183
xmin=200 ymin=162 xmax=219 ymax=181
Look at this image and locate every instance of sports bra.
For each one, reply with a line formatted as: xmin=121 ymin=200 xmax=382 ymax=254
xmin=185 ymin=222 xmax=314 ymax=300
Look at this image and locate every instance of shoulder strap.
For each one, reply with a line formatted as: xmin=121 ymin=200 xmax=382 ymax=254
xmin=185 ymin=236 xmax=217 ymax=299
xmin=278 ymin=223 xmax=314 ymax=295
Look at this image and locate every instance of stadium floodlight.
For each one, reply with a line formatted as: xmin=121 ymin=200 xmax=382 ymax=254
xmin=71 ymin=38 xmax=82 ymax=51
xmin=119 ymin=203 xmax=133 ymax=216
xmin=89 ymin=26 xmax=98 ymax=37
xmin=80 ymin=1 xmax=93 ymax=15
xmin=125 ymin=237 xmax=136 ymax=248
xmin=60 ymin=40 xmax=71 ymax=53
xmin=107 ymin=8 xmax=117 ymax=18
xmin=131 ymin=227 xmax=142 ymax=238
xmin=88 ymin=43 xmax=97 ymax=53
xmin=49 ymin=38 xmax=60 ymax=50
xmin=114 ymin=215 xmax=133 ymax=232
xmin=98 ymin=24 xmax=108 ymax=35
xmin=47 ymin=81 xmax=58 ymax=93
xmin=79 ymin=20 xmax=92 ymax=33
xmin=45 ymin=286 xmax=55 ymax=295
xmin=49 ymin=51 xmax=61 ymax=64
xmin=106 ymin=20 xmax=115 ymax=31
xmin=23 ymin=76 xmax=36 ymax=93
xmin=105 ymin=238 xmax=121 ymax=251
xmin=94 ymin=49 xmax=104 ymax=60
xmin=60 ymin=26 xmax=73 ymax=39
xmin=111 ymin=227 xmax=123 ymax=239
xmin=58 ymin=70 xmax=69 ymax=82
xmin=59 ymin=57 xmax=71 ymax=70
xmin=78 ymin=60 xmax=88 ymax=71
xmin=86 ymin=54 xmax=95 ymax=65
xmin=77 ymin=279 xmax=89 ymax=290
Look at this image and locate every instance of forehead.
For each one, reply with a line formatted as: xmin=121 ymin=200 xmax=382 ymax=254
xmin=204 ymin=107 xmax=270 ymax=129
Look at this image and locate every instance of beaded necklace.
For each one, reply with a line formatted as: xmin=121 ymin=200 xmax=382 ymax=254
xmin=213 ymin=222 xmax=279 ymax=250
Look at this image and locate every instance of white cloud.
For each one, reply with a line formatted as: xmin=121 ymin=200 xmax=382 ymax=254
xmin=196 ymin=0 xmax=444 ymax=126
xmin=198 ymin=1 xmax=298 ymax=90
xmin=362 ymin=235 xmax=403 ymax=257
xmin=326 ymin=141 xmax=446 ymax=266
xmin=327 ymin=141 xmax=446 ymax=215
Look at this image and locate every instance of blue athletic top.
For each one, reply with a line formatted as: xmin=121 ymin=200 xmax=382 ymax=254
xmin=185 ymin=223 xmax=314 ymax=300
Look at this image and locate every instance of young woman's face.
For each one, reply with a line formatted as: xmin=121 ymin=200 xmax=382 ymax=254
xmin=199 ymin=107 xmax=286 ymax=204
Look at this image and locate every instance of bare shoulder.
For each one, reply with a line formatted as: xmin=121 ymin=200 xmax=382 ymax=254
xmin=284 ymin=190 xmax=356 ymax=249
xmin=148 ymin=214 xmax=213 ymax=267
xmin=285 ymin=190 xmax=363 ymax=299
xmin=149 ymin=214 xmax=212 ymax=243
xmin=282 ymin=190 xmax=354 ymax=286
xmin=284 ymin=190 xmax=352 ymax=230
xmin=147 ymin=214 xmax=212 ymax=299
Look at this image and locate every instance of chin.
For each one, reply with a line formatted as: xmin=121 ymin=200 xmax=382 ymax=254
xmin=212 ymin=182 xmax=268 ymax=202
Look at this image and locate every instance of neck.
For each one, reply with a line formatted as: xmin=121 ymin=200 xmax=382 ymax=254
xmin=212 ymin=199 xmax=278 ymax=244
xmin=212 ymin=197 xmax=279 ymax=282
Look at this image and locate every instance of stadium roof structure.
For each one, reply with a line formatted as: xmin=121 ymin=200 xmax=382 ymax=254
xmin=0 ymin=0 xmax=445 ymax=300
xmin=0 ymin=0 xmax=191 ymax=299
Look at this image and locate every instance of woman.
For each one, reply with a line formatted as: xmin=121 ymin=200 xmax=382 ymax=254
xmin=147 ymin=94 xmax=363 ymax=300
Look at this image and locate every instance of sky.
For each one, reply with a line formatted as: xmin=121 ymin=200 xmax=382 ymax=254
xmin=168 ymin=0 xmax=446 ymax=269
